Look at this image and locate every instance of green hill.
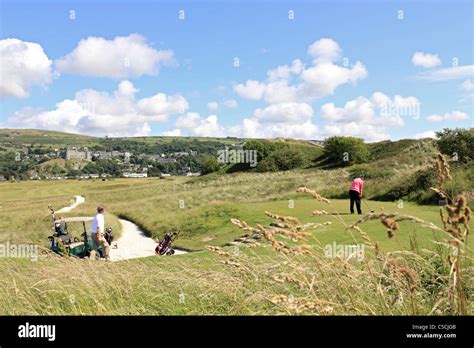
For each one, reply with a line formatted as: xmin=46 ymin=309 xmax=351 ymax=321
xmin=0 ymin=129 xmax=98 ymax=147
xmin=0 ymin=129 xmax=472 ymax=316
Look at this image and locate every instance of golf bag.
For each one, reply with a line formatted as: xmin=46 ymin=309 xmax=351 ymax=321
xmin=155 ymin=232 xmax=179 ymax=255
xmin=104 ymin=227 xmax=113 ymax=245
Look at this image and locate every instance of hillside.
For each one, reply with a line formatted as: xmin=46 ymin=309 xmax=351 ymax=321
xmin=1 ymin=129 xmax=472 ymax=205
xmin=0 ymin=129 xmax=472 ymax=316
xmin=0 ymin=129 xmax=98 ymax=147
xmin=0 ymin=128 xmax=322 ymax=179
xmin=0 ymin=128 xmax=245 ymax=149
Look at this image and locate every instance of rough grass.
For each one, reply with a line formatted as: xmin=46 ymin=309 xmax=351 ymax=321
xmin=0 ymin=152 xmax=472 ymax=315
xmin=0 ymin=223 xmax=471 ymax=315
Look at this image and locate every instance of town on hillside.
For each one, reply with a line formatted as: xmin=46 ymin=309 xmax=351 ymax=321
xmin=0 ymin=144 xmax=205 ymax=180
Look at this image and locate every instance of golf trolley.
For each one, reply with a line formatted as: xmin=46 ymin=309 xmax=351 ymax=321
xmin=155 ymin=231 xmax=180 ymax=256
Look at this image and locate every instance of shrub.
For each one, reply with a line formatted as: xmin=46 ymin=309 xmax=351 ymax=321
xmin=436 ymin=128 xmax=474 ymax=163
xmin=198 ymin=155 xmax=221 ymax=175
xmin=322 ymin=136 xmax=369 ymax=166
xmin=244 ymin=139 xmax=288 ymax=162
xmin=255 ymin=157 xmax=279 ymax=172
xmin=257 ymin=147 xmax=307 ymax=172
xmin=348 ymin=164 xmax=392 ymax=179
xmin=371 ymin=167 xmax=437 ymax=202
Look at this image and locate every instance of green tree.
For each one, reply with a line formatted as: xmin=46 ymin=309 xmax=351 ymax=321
xmin=257 ymin=147 xmax=307 ymax=171
xmin=436 ymin=128 xmax=474 ymax=163
xmin=322 ymin=136 xmax=369 ymax=166
xmin=244 ymin=139 xmax=288 ymax=162
xmin=198 ymin=155 xmax=221 ymax=175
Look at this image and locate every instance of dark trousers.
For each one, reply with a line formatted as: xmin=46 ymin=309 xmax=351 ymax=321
xmin=349 ymin=190 xmax=362 ymax=214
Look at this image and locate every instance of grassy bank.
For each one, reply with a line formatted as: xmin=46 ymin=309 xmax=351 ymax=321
xmin=0 ymin=152 xmax=472 ymax=315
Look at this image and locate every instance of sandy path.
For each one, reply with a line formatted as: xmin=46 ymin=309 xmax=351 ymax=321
xmin=56 ymin=196 xmax=186 ymax=261
xmin=109 ymin=219 xmax=157 ymax=261
xmin=110 ymin=219 xmax=187 ymax=261
xmin=56 ymin=195 xmax=85 ymax=214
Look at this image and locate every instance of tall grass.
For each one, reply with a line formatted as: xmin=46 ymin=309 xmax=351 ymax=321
xmin=0 ymin=154 xmax=472 ymax=315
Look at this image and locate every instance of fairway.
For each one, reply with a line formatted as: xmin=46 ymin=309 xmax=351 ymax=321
xmin=1 ymin=173 xmax=466 ymax=251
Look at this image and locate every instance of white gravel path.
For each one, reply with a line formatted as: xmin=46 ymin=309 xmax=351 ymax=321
xmin=109 ymin=219 xmax=187 ymax=261
xmin=56 ymin=195 xmax=85 ymax=213
xmin=57 ymin=196 xmax=187 ymax=261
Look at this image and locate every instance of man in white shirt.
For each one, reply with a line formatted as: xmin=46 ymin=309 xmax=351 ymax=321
xmin=90 ymin=205 xmax=110 ymax=260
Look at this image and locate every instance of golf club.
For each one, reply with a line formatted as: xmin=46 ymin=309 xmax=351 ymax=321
xmin=362 ymin=199 xmax=374 ymax=213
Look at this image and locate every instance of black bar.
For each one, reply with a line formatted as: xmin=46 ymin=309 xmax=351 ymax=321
xmin=0 ymin=316 xmax=472 ymax=346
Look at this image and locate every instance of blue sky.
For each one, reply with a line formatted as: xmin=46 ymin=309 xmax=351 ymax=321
xmin=0 ymin=0 xmax=472 ymax=141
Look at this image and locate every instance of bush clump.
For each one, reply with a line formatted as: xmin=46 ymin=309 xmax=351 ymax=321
xmin=347 ymin=164 xmax=393 ymax=179
xmin=436 ymin=128 xmax=474 ymax=163
xmin=257 ymin=147 xmax=308 ymax=172
xmin=322 ymin=136 xmax=369 ymax=167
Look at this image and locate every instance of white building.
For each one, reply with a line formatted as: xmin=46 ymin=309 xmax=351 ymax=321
xmin=123 ymin=172 xmax=148 ymax=178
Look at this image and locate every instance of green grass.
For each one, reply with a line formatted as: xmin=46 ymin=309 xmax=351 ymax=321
xmin=0 ymin=165 xmax=471 ymax=250
xmin=0 ymin=151 xmax=472 ymax=315
xmin=0 ymin=128 xmax=245 ymax=150
xmin=0 ymin=128 xmax=98 ymax=147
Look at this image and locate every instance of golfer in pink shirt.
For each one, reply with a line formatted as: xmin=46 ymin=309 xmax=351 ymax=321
xmin=349 ymin=176 xmax=364 ymax=214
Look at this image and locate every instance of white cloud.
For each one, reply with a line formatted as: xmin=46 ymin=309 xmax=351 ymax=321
xmin=193 ymin=115 xmax=225 ymax=137
xmin=416 ymin=65 xmax=474 ymax=81
xmin=227 ymin=118 xmax=319 ymax=139
xmin=234 ymin=80 xmax=266 ymax=100
xmin=223 ymin=99 xmax=238 ymax=108
xmin=169 ymin=110 xmax=320 ymax=140
xmin=426 ymin=111 xmax=470 ymax=122
xmin=227 ymin=118 xmax=262 ymax=138
xmin=414 ymin=130 xmax=437 ymax=139
xmin=321 ymin=97 xmax=374 ymax=123
xmin=55 ymin=34 xmax=175 ymax=78
xmin=461 ymin=79 xmax=474 ymax=91
xmin=7 ymin=81 xmax=188 ymax=136
xmin=167 ymin=92 xmax=419 ymax=141
xmin=319 ymin=92 xmax=420 ymax=142
xmin=321 ymin=93 xmax=418 ymax=127
xmin=459 ymin=79 xmax=474 ymax=103
xmin=116 ymin=80 xmax=138 ymax=96
xmin=175 ymin=114 xmax=225 ymax=137
xmin=162 ymin=128 xmax=181 ymax=136
xmin=307 ymin=38 xmax=342 ymax=63
xmin=253 ymin=102 xmax=313 ymax=123
xmin=207 ymin=101 xmax=219 ymax=111
xmin=175 ymin=112 xmax=201 ymax=129
xmin=234 ymin=38 xmax=367 ymax=104
xmin=137 ymin=93 xmax=188 ymax=121
xmin=267 ymin=59 xmax=304 ymax=81
xmin=323 ymin=123 xmax=389 ymax=142
xmin=299 ymin=60 xmax=367 ymax=101
xmin=262 ymin=80 xmax=298 ymax=104
xmin=261 ymin=120 xmax=319 ymax=139
xmin=217 ymin=102 xmax=318 ymax=139
xmin=0 ymin=38 xmax=52 ymax=98
xmin=411 ymin=52 xmax=442 ymax=68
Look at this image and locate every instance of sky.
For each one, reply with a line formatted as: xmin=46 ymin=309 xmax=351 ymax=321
xmin=0 ymin=0 xmax=473 ymax=141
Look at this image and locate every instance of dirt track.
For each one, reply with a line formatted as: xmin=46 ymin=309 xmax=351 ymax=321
xmin=57 ymin=196 xmax=186 ymax=261
xmin=56 ymin=195 xmax=85 ymax=213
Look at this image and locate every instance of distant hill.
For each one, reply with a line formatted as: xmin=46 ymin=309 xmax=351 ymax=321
xmin=0 ymin=129 xmax=97 ymax=147
xmin=0 ymin=128 xmax=243 ymax=147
